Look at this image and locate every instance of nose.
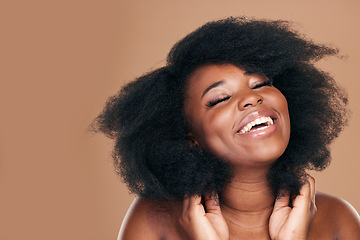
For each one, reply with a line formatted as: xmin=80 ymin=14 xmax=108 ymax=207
xmin=237 ymin=90 xmax=263 ymax=110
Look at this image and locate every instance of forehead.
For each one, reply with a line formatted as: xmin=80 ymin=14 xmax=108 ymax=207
xmin=186 ymin=64 xmax=247 ymax=94
xmin=189 ymin=63 xmax=246 ymax=80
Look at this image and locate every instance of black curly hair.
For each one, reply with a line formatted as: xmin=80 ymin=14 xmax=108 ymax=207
xmin=93 ymin=17 xmax=349 ymax=200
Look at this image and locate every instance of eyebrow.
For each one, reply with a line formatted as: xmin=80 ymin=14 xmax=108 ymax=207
xmin=201 ymin=81 xmax=225 ymax=99
xmin=199 ymin=71 xmax=256 ymax=99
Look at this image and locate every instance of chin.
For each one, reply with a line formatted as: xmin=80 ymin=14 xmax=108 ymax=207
xmin=258 ymin=144 xmax=288 ymax=163
xmin=229 ymin=142 xmax=288 ymax=167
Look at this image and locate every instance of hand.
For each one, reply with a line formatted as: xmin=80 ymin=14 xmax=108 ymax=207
xmin=179 ymin=193 xmax=229 ymax=240
xmin=269 ymin=175 xmax=317 ymax=240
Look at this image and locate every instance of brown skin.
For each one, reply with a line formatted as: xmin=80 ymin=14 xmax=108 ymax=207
xmin=184 ymin=64 xmax=291 ymax=169
xmin=119 ymin=192 xmax=360 ymax=239
xmin=118 ymin=64 xmax=360 ymax=239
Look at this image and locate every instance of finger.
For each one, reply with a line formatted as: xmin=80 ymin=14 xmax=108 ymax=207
xmin=188 ymin=195 xmax=203 ymax=212
xmin=292 ymin=180 xmax=311 ymax=210
xmin=182 ymin=197 xmax=190 ymax=215
xmin=306 ymin=175 xmax=317 ymax=215
xmin=273 ymin=191 xmax=290 ymax=211
xmin=307 ymin=175 xmax=316 ymax=201
xmin=204 ymin=192 xmax=221 ymax=215
xmin=300 ymin=180 xmax=311 ymax=199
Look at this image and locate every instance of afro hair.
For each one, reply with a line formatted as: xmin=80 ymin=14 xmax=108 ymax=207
xmin=93 ymin=17 xmax=349 ymax=200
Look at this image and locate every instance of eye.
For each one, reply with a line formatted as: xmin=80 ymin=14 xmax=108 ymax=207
xmin=206 ymin=96 xmax=231 ymax=107
xmin=252 ymin=79 xmax=273 ymax=89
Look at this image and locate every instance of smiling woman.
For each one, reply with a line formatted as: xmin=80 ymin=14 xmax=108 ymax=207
xmin=184 ymin=65 xmax=291 ymax=166
xmin=92 ymin=17 xmax=360 ymax=239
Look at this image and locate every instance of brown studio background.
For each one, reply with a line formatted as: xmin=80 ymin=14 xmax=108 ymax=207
xmin=1 ymin=0 xmax=359 ymax=239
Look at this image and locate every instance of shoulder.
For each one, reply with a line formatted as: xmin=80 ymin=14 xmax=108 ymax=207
xmin=309 ymin=192 xmax=360 ymax=239
xmin=118 ymin=197 xmax=183 ymax=240
xmin=118 ymin=197 xmax=156 ymax=240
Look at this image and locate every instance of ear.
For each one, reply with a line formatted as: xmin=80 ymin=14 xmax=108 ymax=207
xmin=186 ymin=132 xmax=201 ymax=151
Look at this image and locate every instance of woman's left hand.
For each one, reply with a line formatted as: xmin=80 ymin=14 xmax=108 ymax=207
xmin=269 ymin=175 xmax=317 ymax=240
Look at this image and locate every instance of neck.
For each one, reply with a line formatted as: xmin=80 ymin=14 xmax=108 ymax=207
xmin=220 ymin=166 xmax=275 ymax=229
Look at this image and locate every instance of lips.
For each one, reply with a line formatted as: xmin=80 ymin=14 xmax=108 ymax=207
xmin=235 ymin=109 xmax=277 ymax=135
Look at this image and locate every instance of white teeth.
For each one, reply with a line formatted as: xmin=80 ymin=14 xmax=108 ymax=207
xmin=239 ymin=116 xmax=274 ymax=134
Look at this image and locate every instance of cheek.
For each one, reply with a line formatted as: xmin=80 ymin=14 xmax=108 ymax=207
xmin=196 ymin=107 xmax=234 ymax=149
xmin=266 ymin=89 xmax=290 ymax=138
xmin=208 ymin=107 xmax=234 ymax=128
xmin=276 ymin=93 xmax=291 ymax=140
xmin=270 ymin=89 xmax=289 ymax=116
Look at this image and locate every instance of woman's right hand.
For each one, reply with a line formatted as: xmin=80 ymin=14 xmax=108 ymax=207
xmin=179 ymin=193 xmax=229 ymax=240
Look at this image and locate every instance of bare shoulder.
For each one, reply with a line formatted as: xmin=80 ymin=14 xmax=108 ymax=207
xmin=118 ymin=197 xmax=183 ymax=240
xmin=118 ymin=197 xmax=158 ymax=240
xmin=309 ymin=192 xmax=360 ymax=239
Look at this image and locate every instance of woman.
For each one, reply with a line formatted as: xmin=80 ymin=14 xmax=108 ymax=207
xmin=93 ymin=17 xmax=360 ymax=239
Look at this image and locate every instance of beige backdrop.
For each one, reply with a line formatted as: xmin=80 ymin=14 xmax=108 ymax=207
xmin=1 ymin=0 xmax=359 ymax=239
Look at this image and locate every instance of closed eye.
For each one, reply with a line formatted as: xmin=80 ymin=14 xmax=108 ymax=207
xmin=252 ymin=79 xmax=273 ymax=89
xmin=206 ymin=96 xmax=231 ymax=107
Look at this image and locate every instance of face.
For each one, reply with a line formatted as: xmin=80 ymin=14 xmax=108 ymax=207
xmin=184 ymin=64 xmax=290 ymax=167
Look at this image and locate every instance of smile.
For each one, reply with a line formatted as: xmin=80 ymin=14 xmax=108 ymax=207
xmin=238 ymin=116 xmax=274 ymax=134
